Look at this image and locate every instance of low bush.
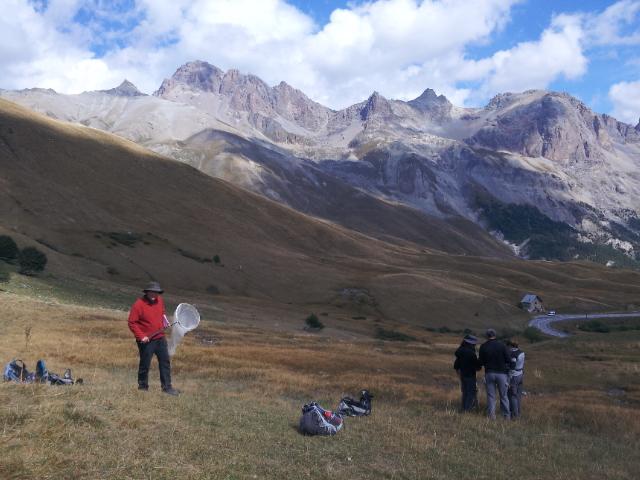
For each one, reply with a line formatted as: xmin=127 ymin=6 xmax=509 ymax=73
xmin=305 ymin=314 xmax=324 ymax=330
xmin=18 ymin=247 xmax=47 ymax=275
xmin=106 ymin=232 xmax=142 ymax=247
xmin=375 ymin=328 xmax=416 ymax=342
xmin=523 ymin=326 xmax=546 ymax=343
xmin=0 ymin=235 xmax=19 ymax=262
xmin=579 ymin=320 xmax=611 ymax=333
xmin=177 ymin=248 xmax=211 ymax=263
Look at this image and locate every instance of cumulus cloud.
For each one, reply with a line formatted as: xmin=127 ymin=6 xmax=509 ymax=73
xmin=0 ymin=0 xmax=637 ymax=120
xmin=472 ymin=14 xmax=588 ymax=98
xmin=585 ymin=0 xmax=640 ymax=46
xmin=610 ymin=81 xmax=640 ymax=124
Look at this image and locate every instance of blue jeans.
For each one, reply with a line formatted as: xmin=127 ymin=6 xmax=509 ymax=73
xmin=508 ymin=374 xmax=524 ymax=418
xmin=485 ymin=371 xmax=510 ymax=419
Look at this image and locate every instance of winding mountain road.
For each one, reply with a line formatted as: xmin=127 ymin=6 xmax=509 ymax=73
xmin=528 ymin=312 xmax=640 ymax=337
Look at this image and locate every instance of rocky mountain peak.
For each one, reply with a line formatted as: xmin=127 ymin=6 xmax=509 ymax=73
xmin=407 ymin=88 xmax=452 ymax=120
xmin=101 ymin=80 xmax=145 ymax=97
xmin=154 ymin=60 xmax=224 ymax=96
xmin=360 ymin=91 xmax=391 ymax=120
xmin=468 ymin=90 xmax=614 ymax=163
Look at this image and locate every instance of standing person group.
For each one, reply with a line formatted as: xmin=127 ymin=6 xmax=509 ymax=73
xmin=453 ymin=328 xmax=525 ymax=419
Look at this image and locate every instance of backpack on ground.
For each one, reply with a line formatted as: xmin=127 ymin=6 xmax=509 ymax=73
xmin=3 ymin=359 xmax=34 ymax=383
xmin=48 ymin=369 xmax=76 ymax=386
xmin=35 ymin=359 xmax=48 ymax=383
xmin=336 ymin=390 xmax=374 ymax=417
xmin=3 ymin=359 xmax=80 ymax=386
xmin=299 ymin=402 xmax=344 ymax=436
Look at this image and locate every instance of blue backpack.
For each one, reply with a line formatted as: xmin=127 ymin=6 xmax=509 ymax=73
xmin=3 ymin=359 xmax=80 ymax=385
xmin=3 ymin=359 xmax=34 ymax=383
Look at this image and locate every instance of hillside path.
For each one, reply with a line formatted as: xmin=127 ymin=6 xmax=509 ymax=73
xmin=528 ymin=312 xmax=640 ymax=337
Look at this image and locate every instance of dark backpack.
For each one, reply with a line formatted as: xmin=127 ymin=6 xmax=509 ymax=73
xmin=336 ymin=390 xmax=373 ymax=417
xmin=299 ymin=402 xmax=344 ymax=436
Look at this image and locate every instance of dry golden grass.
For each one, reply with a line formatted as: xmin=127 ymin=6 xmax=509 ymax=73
xmin=1 ymin=287 xmax=639 ymax=480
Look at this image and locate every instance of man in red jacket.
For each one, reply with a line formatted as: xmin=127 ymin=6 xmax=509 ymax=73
xmin=128 ymin=281 xmax=179 ymax=395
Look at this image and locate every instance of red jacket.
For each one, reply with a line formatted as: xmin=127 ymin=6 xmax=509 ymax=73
xmin=128 ymin=296 xmax=166 ymax=341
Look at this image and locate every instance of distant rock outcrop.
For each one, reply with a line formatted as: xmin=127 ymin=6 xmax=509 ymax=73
xmin=407 ymin=88 xmax=452 ymax=121
xmin=100 ymin=80 xmax=145 ymax=97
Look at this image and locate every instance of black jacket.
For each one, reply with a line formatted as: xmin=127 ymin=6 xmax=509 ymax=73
xmin=479 ymin=339 xmax=511 ymax=374
xmin=454 ymin=344 xmax=481 ymax=377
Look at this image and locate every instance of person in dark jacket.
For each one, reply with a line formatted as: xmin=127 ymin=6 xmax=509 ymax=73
xmin=453 ymin=334 xmax=481 ymax=411
xmin=478 ymin=328 xmax=511 ymax=419
xmin=128 ymin=281 xmax=179 ymax=396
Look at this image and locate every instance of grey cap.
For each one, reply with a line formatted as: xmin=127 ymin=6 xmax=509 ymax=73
xmin=143 ymin=281 xmax=164 ymax=294
xmin=485 ymin=328 xmax=497 ymax=338
xmin=463 ymin=334 xmax=478 ymax=345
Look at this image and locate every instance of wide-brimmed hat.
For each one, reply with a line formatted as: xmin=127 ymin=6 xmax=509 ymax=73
xmin=143 ymin=281 xmax=164 ymax=294
xmin=463 ymin=334 xmax=478 ymax=345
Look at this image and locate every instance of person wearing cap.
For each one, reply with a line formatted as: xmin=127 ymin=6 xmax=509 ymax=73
xmin=453 ymin=334 xmax=481 ymax=412
xmin=506 ymin=340 xmax=525 ymax=419
xmin=478 ymin=328 xmax=511 ymax=419
xmin=128 ymin=281 xmax=179 ymax=396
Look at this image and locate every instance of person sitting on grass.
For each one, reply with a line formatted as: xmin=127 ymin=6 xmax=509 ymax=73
xmin=453 ymin=334 xmax=481 ymax=412
xmin=479 ymin=328 xmax=511 ymax=419
xmin=128 ymin=281 xmax=179 ymax=396
xmin=506 ymin=340 xmax=525 ymax=419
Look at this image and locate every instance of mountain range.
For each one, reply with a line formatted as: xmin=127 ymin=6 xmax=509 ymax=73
xmin=3 ymin=60 xmax=640 ymax=266
xmin=4 ymin=97 xmax=640 ymax=328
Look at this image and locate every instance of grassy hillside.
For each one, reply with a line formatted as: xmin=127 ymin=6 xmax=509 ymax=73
xmin=3 ymin=97 xmax=640 ymax=330
xmin=1 ymin=288 xmax=639 ymax=479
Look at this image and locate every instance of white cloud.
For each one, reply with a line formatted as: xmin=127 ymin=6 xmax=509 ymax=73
xmin=473 ymin=14 xmax=588 ymax=97
xmin=0 ymin=0 xmax=636 ymax=116
xmin=585 ymin=0 xmax=640 ymax=46
xmin=609 ymin=81 xmax=640 ymax=124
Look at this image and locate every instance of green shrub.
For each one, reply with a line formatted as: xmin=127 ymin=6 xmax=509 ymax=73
xmin=579 ymin=320 xmax=611 ymax=333
xmin=305 ymin=314 xmax=324 ymax=330
xmin=177 ymin=248 xmax=210 ymax=263
xmin=375 ymin=328 xmax=416 ymax=342
xmin=0 ymin=235 xmax=19 ymax=262
xmin=18 ymin=247 xmax=47 ymax=275
xmin=498 ymin=327 xmax=520 ymax=340
xmin=106 ymin=232 xmax=142 ymax=247
xmin=523 ymin=326 xmax=546 ymax=343
xmin=213 ymin=255 xmax=221 ymax=265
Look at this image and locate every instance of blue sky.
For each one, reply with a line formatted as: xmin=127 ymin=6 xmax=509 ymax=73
xmin=2 ymin=0 xmax=640 ymax=122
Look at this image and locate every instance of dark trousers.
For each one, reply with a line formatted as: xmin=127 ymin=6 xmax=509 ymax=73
xmin=137 ymin=337 xmax=172 ymax=390
xmin=460 ymin=375 xmax=478 ymax=411
xmin=508 ymin=374 xmax=524 ymax=418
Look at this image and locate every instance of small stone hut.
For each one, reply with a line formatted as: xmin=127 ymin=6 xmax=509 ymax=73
xmin=519 ymin=294 xmax=544 ymax=313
